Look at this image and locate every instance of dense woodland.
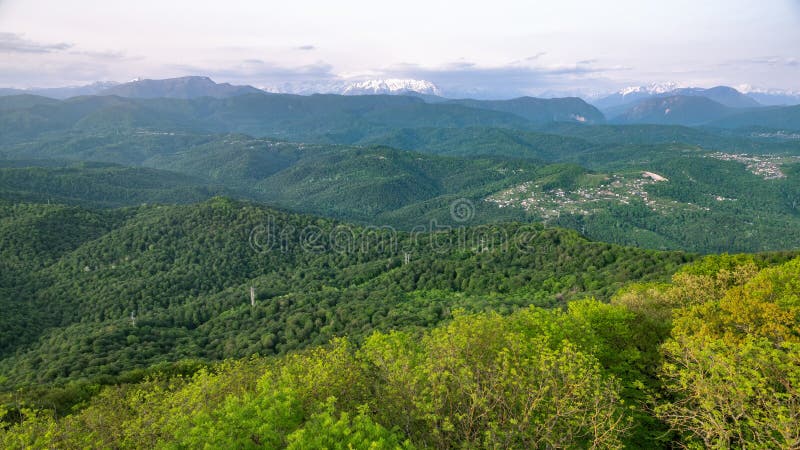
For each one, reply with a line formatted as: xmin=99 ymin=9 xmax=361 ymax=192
xmin=0 ymin=197 xmax=692 ymax=386
xmin=1 ymin=89 xmax=799 ymax=448
xmin=1 ymin=129 xmax=799 ymax=252
xmin=2 ymin=254 xmax=798 ymax=448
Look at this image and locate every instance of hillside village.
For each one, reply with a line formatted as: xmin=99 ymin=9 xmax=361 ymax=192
xmin=486 ymin=170 xmax=701 ymax=218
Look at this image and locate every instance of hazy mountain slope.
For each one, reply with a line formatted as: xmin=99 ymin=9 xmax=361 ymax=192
xmin=359 ymin=127 xmax=595 ymax=160
xmin=0 ymin=93 xmax=533 ymax=143
xmin=536 ymin=123 xmax=800 ymax=155
xmin=594 ymin=85 xmax=760 ymax=111
xmin=591 ymin=83 xmax=682 ymax=110
xmin=0 ymin=160 xmax=228 ymax=207
xmin=672 ymin=86 xmax=761 ymax=108
xmin=99 ymin=76 xmax=263 ymax=99
xmin=0 ymin=94 xmax=61 ymax=111
xmin=0 ymin=82 xmax=119 ymax=99
xmin=0 ymin=88 xmax=27 ymax=97
xmin=745 ymin=91 xmax=800 ymax=106
xmin=255 ymin=146 xmax=549 ymax=222
xmin=612 ymin=95 xmax=735 ymax=125
xmin=447 ymin=96 xmax=605 ymax=124
xmin=708 ymin=104 xmax=800 ymax=131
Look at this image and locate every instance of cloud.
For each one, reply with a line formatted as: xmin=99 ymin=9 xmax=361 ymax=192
xmin=0 ymin=32 xmax=72 ymax=53
xmin=0 ymin=58 xmax=121 ymax=88
xmin=166 ymin=60 xmax=340 ymax=88
xmin=381 ymin=60 xmax=629 ymax=98
xmin=721 ymin=56 xmax=800 ymax=67
xmin=183 ymin=57 xmax=631 ymax=98
xmin=68 ymin=49 xmax=129 ymax=60
xmin=525 ymin=52 xmax=547 ymax=61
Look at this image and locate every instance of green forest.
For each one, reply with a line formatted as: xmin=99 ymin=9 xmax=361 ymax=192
xmin=0 ymin=89 xmax=799 ymax=448
xmin=2 ymin=253 xmax=798 ymax=448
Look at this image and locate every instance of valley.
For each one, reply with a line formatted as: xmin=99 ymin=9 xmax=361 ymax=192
xmin=0 ymin=75 xmax=799 ymax=449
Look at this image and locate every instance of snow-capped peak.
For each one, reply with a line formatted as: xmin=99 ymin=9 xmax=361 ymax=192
xmin=618 ymin=82 xmax=682 ymax=97
xmin=342 ymin=79 xmax=442 ymax=96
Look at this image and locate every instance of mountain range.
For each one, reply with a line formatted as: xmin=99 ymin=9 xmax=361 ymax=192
xmin=0 ymin=76 xmax=445 ymax=100
xmin=0 ymin=81 xmax=119 ymax=100
xmin=340 ymin=79 xmax=443 ymax=96
xmin=610 ymin=95 xmax=737 ymax=126
xmin=100 ymin=76 xmax=263 ymax=99
xmin=591 ymin=84 xmax=791 ymax=110
xmin=2 ymin=69 xmax=800 ymax=449
xmin=736 ymin=86 xmax=800 ymax=106
xmin=5 ymin=76 xmax=799 ymax=109
xmin=0 ymin=90 xmax=606 ymax=146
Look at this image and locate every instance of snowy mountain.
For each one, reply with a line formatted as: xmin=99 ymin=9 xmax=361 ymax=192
xmin=259 ymin=79 xmax=443 ymax=97
xmin=591 ymin=82 xmax=683 ymax=110
xmin=736 ymin=85 xmax=800 ymax=106
xmin=341 ymin=79 xmax=443 ymax=96
xmin=619 ymin=82 xmax=683 ymax=96
xmin=594 ymin=84 xmax=763 ymax=120
xmin=659 ymin=86 xmax=760 ymax=108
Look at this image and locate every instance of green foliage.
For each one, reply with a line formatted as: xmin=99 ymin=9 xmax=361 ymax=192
xmin=2 ymin=91 xmax=800 ymax=448
xmin=0 ymin=161 xmax=227 ymax=208
xmin=286 ymin=402 xmax=414 ymax=450
xmin=3 ymin=116 xmax=800 ymax=253
xmin=358 ymin=126 xmax=593 ymax=161
xmin=1 ymin=220 xmax=797 ymax=448
xmin=657 ymin=257 xmax=800 ymax=448
xmin=709 ymin=104 xmax=800 ymax=131
xmin=444 ymin=97 xmax=604 ymax=124
xmin=0 ymin=198 xmax=687 ymax=388
xmin=0 ymin=303 xmax=636 ymax=449
xmin=0 ymin=93 xmax=532 ymax=144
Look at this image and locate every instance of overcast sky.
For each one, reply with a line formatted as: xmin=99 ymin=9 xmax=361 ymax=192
xmin=1 ymin=0 xmax=798 ymax=97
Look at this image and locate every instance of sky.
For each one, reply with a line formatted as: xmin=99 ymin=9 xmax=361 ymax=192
xmin=0 ymin=0 xmax=799 ymax=98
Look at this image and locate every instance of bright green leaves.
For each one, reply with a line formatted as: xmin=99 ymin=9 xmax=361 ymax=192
xmin=286 ymin=401 xmax=414 ymax=450
xmin=9 ymin=250 xmax=797 ymax=450
xmin=658 ymin=257 xmax=800 ymax=448
xmin=1 ymin=302 xmax=635 ymax=449
xmin=359 ymin=308 xmax=631 ymax=449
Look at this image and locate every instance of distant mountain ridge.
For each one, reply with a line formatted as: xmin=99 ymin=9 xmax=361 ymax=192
xmin=596 ymin=85 xmax=779 ymax=126
xmin=0 ymin=77 xmax=260 ymax=100
xmin=607 ymin=93 xmax=800 ymax=130
xmin=7 ymin=76 xmax=800 ymax=130
xmin=0 ymin=92 xmax=591 ymax=144
xmin=737 ymin=86 xmax=800 ymax=106
xmin=446 ymin=97 xmax=605 ymax=124
xmin=341 ymin=79 xmax=443 ymax=96
xmin=591 ymin=82 xmax=683 ymax=110
xmin=0 ymin=82 xmax=119 ymax=99
xmin=611 ymin=95 xmax=735 ymax=126
xmin=671 ymin=86 xmax=760 ymax=108
xmin=3 ymin=77 xmax=799 ymax=109
xmin=594 ymin=84 xmax=762 ymax=111
xmin=98 ymin=76 xmax=263 ymax=99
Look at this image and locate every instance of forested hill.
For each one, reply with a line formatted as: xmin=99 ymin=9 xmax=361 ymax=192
xmin=0 ymin=160 xmax=229 ymax=207
xmin=4 ymin=134 xmax=799 ymax=254
xmin=0 ymin=196 xmax=693 ymax=388
xmin=0 ymin=93 xmax=601 ymax=144
xmin=2 ymin=250 xmax=799 ymax=448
